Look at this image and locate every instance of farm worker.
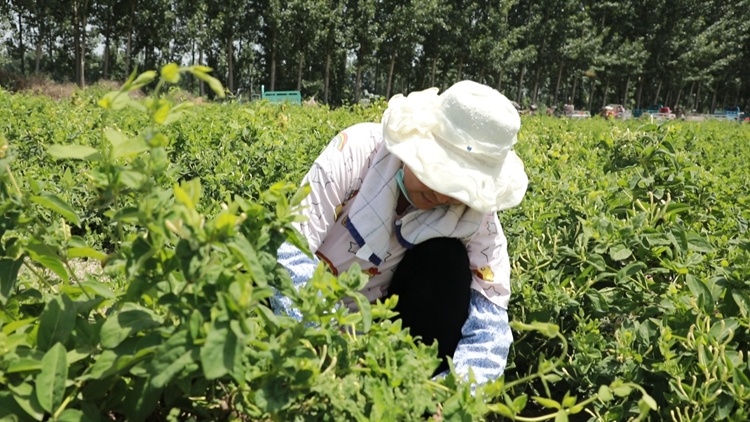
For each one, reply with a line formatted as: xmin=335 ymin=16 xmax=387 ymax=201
xmin=271 ymin=80 xmax=528 ymax=386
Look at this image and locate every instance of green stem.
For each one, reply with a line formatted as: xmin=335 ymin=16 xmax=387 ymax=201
xmin=5 ymin=164 xmax=22 ymax=197
xmin=514 ymin=396 xmax=598 ymax=422
xmin=424 ymin=379 xmax=452 ymax=393
xmin=22 ymin=260 xmax=57 ymax=291
xmin=52 ymin=384 xmax=80 ymax=420
xmin=63 ymin=260 xmax=94 ymax=301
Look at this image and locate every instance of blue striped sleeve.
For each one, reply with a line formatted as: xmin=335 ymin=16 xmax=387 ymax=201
xmin=450 ymin=289 xmax=513 ymax=386
xmin=270 ymin=242 xmax=319 ymax=321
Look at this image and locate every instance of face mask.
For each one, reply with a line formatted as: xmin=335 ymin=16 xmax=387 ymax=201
xmin=395 ymin=168 xmax=416 ymax=207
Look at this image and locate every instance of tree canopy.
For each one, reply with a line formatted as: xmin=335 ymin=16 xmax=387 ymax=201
xmin=1 ymin=0 xmax=749 ymax=112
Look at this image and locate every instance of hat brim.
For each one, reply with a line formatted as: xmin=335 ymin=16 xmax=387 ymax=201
xmin=386 ymin=137 xmax=528 ymax=213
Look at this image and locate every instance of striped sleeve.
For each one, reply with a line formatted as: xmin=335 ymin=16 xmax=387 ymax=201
xmin=451 ymin=289 xmax=513 ymax=386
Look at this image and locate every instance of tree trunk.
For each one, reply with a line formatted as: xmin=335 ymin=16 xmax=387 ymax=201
xmin=296 ymin=51 xmax=304 ymax=92
xmin=199 ymin=49 xmax=205 ymax=96
xmin=622 ymin=76 xmax=630 ymax=106
xmin=73 ymin=0 xmax=87 ymax=87
xmin=531 ymin=66 xmax=541 ymax=105
xmin=710 ymin=81 xmax=718 ymax=113
xmin=636 ymin=77 xmax=643 ymax=109
xmin=386 ymin=54 xmax=396 ymax=99
xmin=695 ymin=84 xmax=702 ymax=112
xmin=324 ymin=52 xmax=332 ymax=104
xmin=227 ymin=35 xmax=235 ymax=93
xmin=126 ymin=1 xmax=135 ymax=75
xmin=430 ymin=57 xmax=437 ymax=87
xmin=652 ymin=81 xmax=662 ymax=107
xmin=18 ymin=13 xmax=25 ymax=74
xmin=103 ymin=33 xmax=111 ymax=80
xmin=553 ymin=64 xmax=564 ymax=106
xmin=101 ymin=2 xmax=111 ymax=79
xmin=515 ymin=65 xmax=526 ymax=103
xmin=456 ymin=56 xmax=464 ymax=82
xmin=354 ymin=59 xmax=363 ymax=103
xmin=270 ymin=47 xmax=277 ymax=91
xmin=34 ymin=36 xmax=43 ymax=73
xmin=570 ymin=77 xmax=578 ymax=105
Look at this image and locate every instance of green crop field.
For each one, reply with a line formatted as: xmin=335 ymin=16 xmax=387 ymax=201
xmin=1 ymin=67 xmax=750 ymax=421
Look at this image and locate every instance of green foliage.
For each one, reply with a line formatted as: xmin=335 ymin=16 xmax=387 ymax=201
xmin=9 ymin=66 xmax=750 ymax=421
xmin=503 ymin=116 xmax=750 ymax=420
xmin=1 ymin=65 xmax=643 ymax=421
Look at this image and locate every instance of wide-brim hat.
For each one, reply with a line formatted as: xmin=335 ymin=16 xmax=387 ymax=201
xmin=382 ymin=80 xmax=528 ymax=213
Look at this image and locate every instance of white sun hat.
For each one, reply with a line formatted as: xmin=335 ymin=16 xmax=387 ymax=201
xmin=382 ymin=80 xmax=528 ymax=213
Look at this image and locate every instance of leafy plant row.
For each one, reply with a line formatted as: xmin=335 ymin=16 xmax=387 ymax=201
xmin=2 ymin=67 xmax=749 ymax=421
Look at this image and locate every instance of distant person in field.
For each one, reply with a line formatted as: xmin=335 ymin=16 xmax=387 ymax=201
xmin=271 ymin=80 xmax=528 ymax=385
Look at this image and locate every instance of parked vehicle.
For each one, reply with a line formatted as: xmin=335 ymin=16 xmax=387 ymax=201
xmin=604 ymin=104 xmax=631 ymax=120
xmin=562 ymin=104 xmax=591 ymax=119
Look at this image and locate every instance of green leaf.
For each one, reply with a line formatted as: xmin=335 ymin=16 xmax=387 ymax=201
xmin=0 ymin=390 xmax=31 ymax=420
xmin=67 ymin=247 xmax=107 ymax=261
xmin=7 ymin=356 xmax=43 ymax=373
xmin=112 ymin=137 xmax=150 ymax=159
xmin=152 ymin=103 xmax=170 ymax=124
xmin=200 ymin=320 xmax=242 ymax=380
xmin=487 ymin=403 xmax=514 ymax=418
xmin=6 ymin=382 xmax=45 ymax=420
xmin=57 ymin=408 xmax=88 ymax=422
xmin=130 ymin=71 xmax=157 ymax=89
xmin=290 ymin=185 xmax=311 ymax=207
xmin=104 ymin=127 xmax=128 ymax=147
xmin=598 ymin=385 xmax=613 ymax=402
xmin=161 ymin=63 xmax=181 ymax=84
xmin=585 ymin=290 xmax=609 ymax=313
xmin=686 ymin=274 xmax=713 ymax=312
xmin=532 ymin=396 xmax=561 ymax=409
xmin=30 ymin=193 xmax=81 ymax=226
xmin=76 ymin=280 xmax=116 ymax=299
xmin=555 ymin=410 xmax=569 ymax=422
xmin=561 ymin=393 xmax=577 ymax=408
xmin=0 ymin=257 xmax=23 ymax=305
xmin=37 ymin=294 xmax=77 ymax=351
xmin=98 ymin=91 xmax=130 ymax=110
xmin=35 ymin=342 xmax=68 ymax=414
xmin=640 ymin=392 xmax=657 ymax=410
xmin=189 ymin=69 xmax=225 ymax=98
xmin=609 ymin=244 xmax=632 ymax=261
xmin=148 ymin=331 xmax=196 ymax=388
xmin=119 ymin=169 xmax=146 ymax=189
xmin=612 ymin=384 xmax=632 ymax=397
xmin=48 ymin=144 xmax=102 ymax=161
xmin=616 ymin=261 xmax=646 ymax=282
xmin=227 ymin=235 xmax=268 ymax=285
xmin=173 ymin=179 xmax=202 ymax=209
xmin=663 ymin=202 xmax=691 ymax=219
xmin=353 ymin=294 xmax=372 ymax=333
xmin=25 ymin=241 xmax=68 ymax=284
xmin=686 ymin=232 xmax=713 ymax=253
xmin=512 ymin=394 xmax=528 ymax=412
xmin=100 ymin=304 xmax=162 ymax=349
xmin=731 ymin=289 xmax=750 ymax=317
xmin=586 ymin=253 xmax=607 ymax=271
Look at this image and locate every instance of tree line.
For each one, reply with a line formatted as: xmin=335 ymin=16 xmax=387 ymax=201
xmin=1 ymin=0 xmax=749 ymax=113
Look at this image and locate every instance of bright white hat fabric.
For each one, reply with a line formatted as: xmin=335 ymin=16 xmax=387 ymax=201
xmin=382 ymin=80 xmax=528 ymax=213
